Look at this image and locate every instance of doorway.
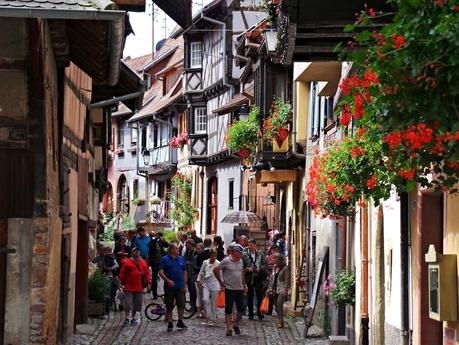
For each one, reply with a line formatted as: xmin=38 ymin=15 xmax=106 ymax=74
xmin=207 ymin=177 xmax=218 ymax=235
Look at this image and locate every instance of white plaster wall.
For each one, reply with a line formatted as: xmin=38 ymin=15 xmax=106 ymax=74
xmin=382 ymin=193 xmax=402 ymax=330
xmin=353 ymin=206 xmax=362 ymax=343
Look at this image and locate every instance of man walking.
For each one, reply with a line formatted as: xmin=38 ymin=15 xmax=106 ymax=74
xmin=159 ymin=243 xmax=188 ymax=331
xmin=243 ymin=239 xmax=267 ymax=320
xmin=183 ymin=239 xmax=197 ymax=312
xmin=118 ymin=246 xmax=151 ymax=325
xmin=213 ymin=244 xmax=247 ymax=336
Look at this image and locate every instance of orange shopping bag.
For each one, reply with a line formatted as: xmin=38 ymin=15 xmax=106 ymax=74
xmin=216 ymin=290 xmax=225 ymax=308
xmin=260 ymin=296 xmax=270 ymax=315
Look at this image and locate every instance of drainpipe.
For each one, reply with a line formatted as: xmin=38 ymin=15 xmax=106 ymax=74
xmin=200 ymin=12 xmax=230 ymax=89
xmin=136 ymin=123 xmax=149 ymax=216
xmin=400 ymin=193 xmax=410 ymax=345
xmin=292 ymin=79 xmax=306 ymax=159
xmin=361 ymin=198 xmax=369 ymax=345
xmin=374 ymin=205 xmax=385 ymax=345
xmin=199 ymin=168 xmax=205 ymax=235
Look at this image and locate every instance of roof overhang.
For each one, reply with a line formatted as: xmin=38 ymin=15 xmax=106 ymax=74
xmin=153 ymin=0 xmax=192 ymax=28
xmin=93 ymin=61 xmax=145 ymax=111
xmin=294 ymin=62 xmax=342 ymax=96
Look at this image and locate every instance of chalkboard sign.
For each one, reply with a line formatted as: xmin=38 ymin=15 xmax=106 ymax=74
xmin=304 ymin=246 xmax=329 ymax=338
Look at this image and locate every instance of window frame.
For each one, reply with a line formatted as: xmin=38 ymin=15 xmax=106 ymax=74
xmin=190 ymin=41 xmax=202 ymax=68
xmin=117 ymin=121 xmax=124 ymax=147
xmin=228 ymin=179 xmax=234 ymax=210
xmin=194 ymin=107 xmax=207 ymax=134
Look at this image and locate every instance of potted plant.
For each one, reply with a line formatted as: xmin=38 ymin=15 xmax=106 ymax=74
xmin=88 ymin=270 xmax=108 ymax=316
xmin=170 ymin=132 xmax=189 ymax=149
xmin=263 ymin=97 xmax=292 ymax=152
xmin=225 ymin=105 xmax=261 ymax=160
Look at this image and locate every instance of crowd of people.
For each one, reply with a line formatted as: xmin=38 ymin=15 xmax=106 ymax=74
xmin=91 ymin=225 xmax=290 ymax=336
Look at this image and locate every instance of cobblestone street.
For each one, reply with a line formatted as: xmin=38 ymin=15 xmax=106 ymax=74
xmin=66 ymin=294 xmax=327 ymax=345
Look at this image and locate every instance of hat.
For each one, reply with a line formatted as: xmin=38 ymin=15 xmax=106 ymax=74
xmin=131 ymin=246 xmax=140 ymax=251
xmin=233 ymin=244 xmax=244 ymax=254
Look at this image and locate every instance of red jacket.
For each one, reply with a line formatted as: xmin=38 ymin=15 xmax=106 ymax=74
xmin=118 ymin=257 xmax=151 ymax=293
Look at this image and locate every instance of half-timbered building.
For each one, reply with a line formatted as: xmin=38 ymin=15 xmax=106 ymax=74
xmin=177 ymin=0 xmax=265 ymax=245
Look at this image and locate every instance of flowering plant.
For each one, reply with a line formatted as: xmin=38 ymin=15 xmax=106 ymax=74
xmin=263 ymin=97 xmax=292 ymax=146
xmin=171 ymin=171 xmax=195 ymax=227
xmin=323 ymin=269 xmax=355 ymax=306
xmin=170 ymin=132 xmax=189 ymax=149
xmin=336 ymin=1 xmax=459 ymax=193
xmin=225 ymin=105 xmax=261 ymax=159
xmin=306 ymin=129 xmax=391 ymax=218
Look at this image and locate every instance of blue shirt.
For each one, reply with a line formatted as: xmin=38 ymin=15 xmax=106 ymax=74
xmin=134 ymin=235 xmax=151 ymax=259
xmin=159 ymin=255 xmax=186 ymax=290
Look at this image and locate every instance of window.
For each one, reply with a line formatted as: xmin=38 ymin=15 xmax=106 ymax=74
xmin=131 ymin=126 xmax=137 ymax=144
xmin=308 ymin=82 xmax=321 ymax=139
xmin=117 ymin=121 xmax=124 ymax=147
xmin=229 ymin=179 xmax=234 ymax=209
xmin=190 ymin=42 xmax=202 ymax=68
xmin=194 ymin=107 xmax=207 ymax=134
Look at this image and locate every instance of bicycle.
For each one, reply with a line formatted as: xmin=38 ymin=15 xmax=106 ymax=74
xmin=144 ymin=293 xmax=195 ymax=321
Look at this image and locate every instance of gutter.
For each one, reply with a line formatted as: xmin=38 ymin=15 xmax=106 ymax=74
xmin=107 ymin=15 xmax=125 ymax=86
xmin=0 ymin=7 xmax=125 ymax=20
xmin=88 ymin=90 xmax=145 ymax=109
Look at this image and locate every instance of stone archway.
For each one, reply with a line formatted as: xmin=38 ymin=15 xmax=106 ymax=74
xmin=102 ymin=182 xmax=113 ymax=213
xmin=116 ymin=174 xmax=129 ymax=214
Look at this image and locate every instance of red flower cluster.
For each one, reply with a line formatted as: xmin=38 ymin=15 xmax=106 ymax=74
xmin=170 ymin=132 xmax=189 ymax=149
xmin=339 ymin=69 xmax=379 ymax=126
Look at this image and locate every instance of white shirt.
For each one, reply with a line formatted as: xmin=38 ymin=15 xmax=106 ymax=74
xmin=198 ymin=259 xmax=221 ymax=291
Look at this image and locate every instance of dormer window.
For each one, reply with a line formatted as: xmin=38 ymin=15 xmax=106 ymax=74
xmin=190 ymin=42 xmax=202 ymax=68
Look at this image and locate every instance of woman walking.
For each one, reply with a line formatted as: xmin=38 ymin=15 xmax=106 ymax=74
xmin=267 ymin=255 xmax=290 ymax=328
xmin=198 ymin=249 xmax=220 ymax=325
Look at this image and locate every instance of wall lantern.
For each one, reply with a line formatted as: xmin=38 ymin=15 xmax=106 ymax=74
xmin=142 ymin=149 xmax=151 ymax=166
xmin=425 ymin=244 xmax=457 ymax=321
xmin=265 ymin=30 xmax=278 ymax=54
xmin=239 ymin=103 xmax=249 ymax=121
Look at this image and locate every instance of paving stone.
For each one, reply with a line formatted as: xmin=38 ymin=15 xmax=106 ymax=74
xmin=65 ymin=293 xmax=328 ymax=345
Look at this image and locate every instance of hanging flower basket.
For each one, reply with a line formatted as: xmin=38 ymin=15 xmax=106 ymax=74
xmin=225 ymin=105 xmax=261 ymax=160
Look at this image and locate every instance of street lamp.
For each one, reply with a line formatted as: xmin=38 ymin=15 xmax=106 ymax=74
xmin=142 ymin=149 xmax=151 ymax=166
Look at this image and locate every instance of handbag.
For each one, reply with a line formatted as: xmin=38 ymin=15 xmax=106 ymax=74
xmin=260 ymin=296 xmax=270 ymax=314
xmin=216 ymin=290 xmax=225 ymax=308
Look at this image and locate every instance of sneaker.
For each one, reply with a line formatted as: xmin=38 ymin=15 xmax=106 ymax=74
xmin=176 ymin=320 xmax=188 ymax=329
xmin=123 ymin=318 xmax=130 ymax=325
xmin=131 ymin=319 xmax=140 ymax=326
xmin=233 ymin=326 xmax=241 ymax=335
xmin=257 ymin=314 xmax=264 ymax=320
xmin=201 ymin=321 xmax=208 ymax=325
xmin=226 ymin=330 xmax=232 ymax=336
xmin=167 ymin=322 xmax=173 ymax=332
xmin=248 ymin=315 xmax=254 ymax=320
xmin=207 ymin=320 xmax=215 ymax=326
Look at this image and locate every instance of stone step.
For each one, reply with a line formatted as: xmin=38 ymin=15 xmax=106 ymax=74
xmin=329 ymin=335 xmax=350 ymax=345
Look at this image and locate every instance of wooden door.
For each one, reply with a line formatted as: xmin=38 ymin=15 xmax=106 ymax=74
xmin=208 ymin=177 xmax=218 ymax=235
xmin=0 ymin=219 xmax=7 ymax=345
xmin=74 ymin=220 xmax=88 ymax=325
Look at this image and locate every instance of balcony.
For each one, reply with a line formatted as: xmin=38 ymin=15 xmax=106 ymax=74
xmin=140 ymin=145 xmax=178 ymax=180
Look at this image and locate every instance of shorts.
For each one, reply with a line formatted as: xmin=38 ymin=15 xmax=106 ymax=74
xmin=224 ymin=289 xmax=244 ymax=315
xmin=164 ymin=288 xmax=186 ymax=311
xmin=124 ymin=292 xmax=143 ymax=313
